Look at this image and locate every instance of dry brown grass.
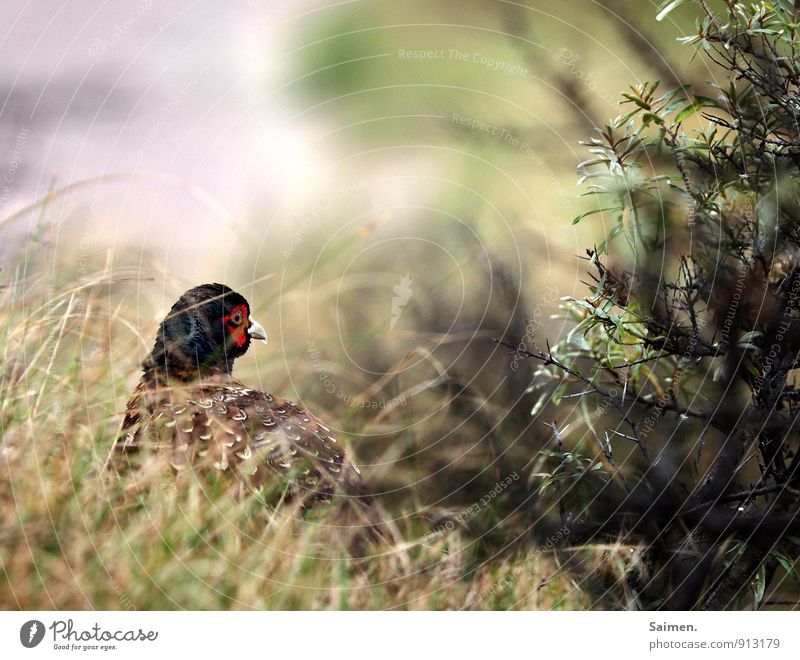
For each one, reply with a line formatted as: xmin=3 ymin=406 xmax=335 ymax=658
xmin=0 ymin=237 xmax=590 ymax=610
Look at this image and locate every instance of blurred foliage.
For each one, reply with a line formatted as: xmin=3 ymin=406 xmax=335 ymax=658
xmin=277 ymin=0 xmax=702 ymax=254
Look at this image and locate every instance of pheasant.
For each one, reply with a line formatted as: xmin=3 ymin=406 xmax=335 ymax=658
xmin=106 ymin=283 xmax=367 ymax=513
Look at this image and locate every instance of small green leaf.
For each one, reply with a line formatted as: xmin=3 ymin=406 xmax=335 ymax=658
xmin=571 ymin=207 xmax=621 ymax=225
xmin=675 ymin=101 xmax=704 ymax=123
xmin=641 ymin=112 xmax=664 ymax=126
xmin=753 ymin=564 xmax=766 ymax=607
xmin=622 ymin=93 xmax=651 ymax=110
xmin=772 ymin=551 xmax=800 ymax=581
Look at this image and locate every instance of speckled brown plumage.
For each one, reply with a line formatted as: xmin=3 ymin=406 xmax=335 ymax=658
xmin=108 ymin=377 xmax=364 ymax=505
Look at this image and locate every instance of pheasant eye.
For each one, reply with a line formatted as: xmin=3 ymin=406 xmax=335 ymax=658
xmin=230 ymin=310 xmax=243 ymax=325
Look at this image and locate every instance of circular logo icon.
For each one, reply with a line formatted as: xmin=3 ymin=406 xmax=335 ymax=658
xmin=20 ymin=620 xmax=45 ymax=648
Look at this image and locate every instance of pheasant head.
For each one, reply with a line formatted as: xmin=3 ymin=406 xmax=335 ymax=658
xmin=143 ymin=283 xmax=267 ymax=381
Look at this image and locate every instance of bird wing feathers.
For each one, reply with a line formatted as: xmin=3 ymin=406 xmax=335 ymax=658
xmin=107 ymin=379 xmax=363 ymax=505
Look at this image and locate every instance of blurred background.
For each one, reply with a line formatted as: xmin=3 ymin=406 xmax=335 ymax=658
xmin=0 ymin=1 xmax=717 ymax=608
xmin=0 ymin=0 xmax=708 ymax=538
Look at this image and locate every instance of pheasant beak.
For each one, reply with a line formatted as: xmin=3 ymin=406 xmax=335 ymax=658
xmin=248 ymin=318 xmax=268 ymax=343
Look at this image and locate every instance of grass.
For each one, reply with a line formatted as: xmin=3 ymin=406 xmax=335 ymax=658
xmin=0 ymin=366 xmax=579 ymax=609
xmin=10 ymin=187 xmax=787 ymax=611
xmin=0 ymin=208 xmax=594 ymax=610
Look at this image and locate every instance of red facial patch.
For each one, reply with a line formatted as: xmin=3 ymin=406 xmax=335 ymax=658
xmin=223 ymin=304 xmax=249 ymax=348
